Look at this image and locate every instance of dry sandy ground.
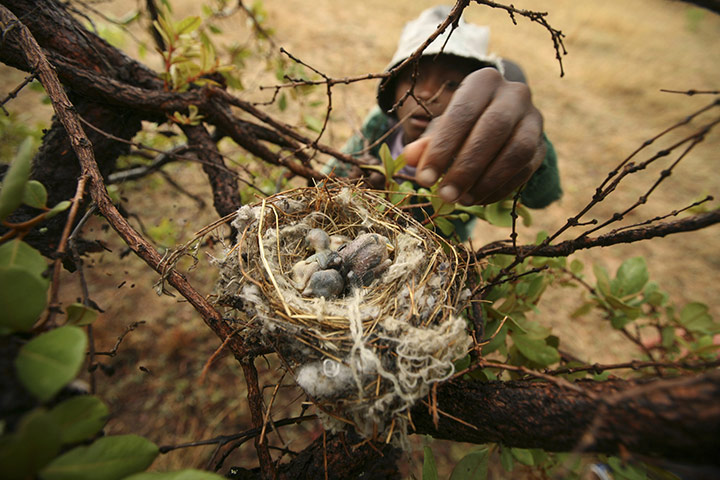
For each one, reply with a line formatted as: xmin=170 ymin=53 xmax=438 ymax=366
xmin=2 ymin=0 xmax=719 ymax=476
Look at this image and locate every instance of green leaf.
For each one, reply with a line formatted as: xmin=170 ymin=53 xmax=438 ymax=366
xmin=450 ymin=447 xmax=489 ymax=480
xmin=455 ymin=204 xmax=486 ymax=219
xmin=124 ymin=470 xmax=226 ymax=480
xmin=606 ymin=456 xmax=647 ymax=480
xmin=679 ymin=302 xmax=715 ymax=334
xmin=484 ymin=201 xmax=513 ymax=227
xmin=614 ymin=257 xmax=649 ymax=296
xmin=512 ymin=333 xmax=560 ymax=367
xmin=175 ymin=16 xmax=202 ymax=35
xmin=510 ymin=447 xmax=534 ymax=466
xmin=0 ymin=266 xmax=49 ymax=331
xmin=15 ymin=326 xmax=87 ymax=401
xmin=593 ymin=264 xmax=611 ymax=296
xmin=0 ymin=137 xmax=34 ymax=221
xmin=660 ymin=326 xmax=676 ymax=349
xmin=303 ymin=114 xmax=323 ymax=133
xmin=499 ymin=446 xmax=514 ymax=472
xmin=521 ymin=274 xmax=546 ymax=304
xmin=605 ymin=294 xmax=642 ymax=320
xmin=65 ymin=303 xmax=99 ymax=326
xmin=516 ymin=204 xmax=533 ymax=227
xmin=0 ymin=409 xmax=61 ymax=480
xmin=378 ymin=143 xmax=394 ymax=179
xmin=39 ymin=434 xmax=158 ymax=480
xmin=422 ymin=445 xmax=438 ymax=480
xmin=0 ymin=239 xmax=48 ymax=278
xmin=571 ymin=301 xmax=594 ymax=319
xmin=278 ymin=92 xmax=287 ymax=111
xmin=22 ymin=180 xmax=48 ymax=208
xmin=48 ymin=396 xmax=109 ymax=444
xmin=569 ymin=259 xmax=584 ymax=276
xmin=433 ymin=217 xmax=456 ymax=237
xmin=46 ymin=200 xmax=71 ymax=219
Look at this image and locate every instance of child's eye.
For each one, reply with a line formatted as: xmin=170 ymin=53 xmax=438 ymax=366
xmin=446 ymin=80 xmax=461 ymax=90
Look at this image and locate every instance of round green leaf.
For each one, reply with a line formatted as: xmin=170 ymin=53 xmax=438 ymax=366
xmin=510 ymin=447 xmax=534 ymax=466
xmin=48 ymin=396 xmax=109 ymax=444
xmin=65 ymin=303 xmax=99 ymax=326
xmin=0 ymin=409 xmax=61 ymax=480
xmin=512 ymin=333 xmax=560 ymax=367
xmin=0 ymin=266 xmax=49 ymax=332
xmin=39 ymin=434 xmax=158 ymax=480
xmin=125 ymin=470 xmax=226 ymax=480
xmin=0 ymin=137 xmax=34 ymax=221
xmin=450 ymin=447 xmax=489 ymax=480
xmin=15 ymin=326 xmax=87 ymax=401
xmin=23 ymin=179 xmax=48 ymax=209
xmin=0 ymin=239 xmax=48 ymax=278
xmin=614 ymin=257 xmax=649 ymax=296
xmin=679 ymin=302 xmax=714 ymax=334
xmin=484 ymin=201 xmax=514 ymax=227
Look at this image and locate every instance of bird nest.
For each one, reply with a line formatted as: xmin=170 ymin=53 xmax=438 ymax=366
xmin=211 ymin=184 xmax=471 ymax=443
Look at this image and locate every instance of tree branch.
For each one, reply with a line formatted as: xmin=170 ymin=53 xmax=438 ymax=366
xmin=476 ymin=210 xmax=720 ymax=258
xmin=411 ymin=371 xmax=720 ymax=464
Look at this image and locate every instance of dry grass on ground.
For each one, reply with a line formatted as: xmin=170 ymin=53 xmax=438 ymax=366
xmin=2 ymin=0 xmax=719 ymax=477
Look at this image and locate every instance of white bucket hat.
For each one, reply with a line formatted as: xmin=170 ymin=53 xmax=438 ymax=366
xmin=377 ymin=5 xmax=503 ymax=114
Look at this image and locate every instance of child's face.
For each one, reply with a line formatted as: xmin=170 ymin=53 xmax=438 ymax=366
xmin=393 ymin=55 xmax=479 ymax=144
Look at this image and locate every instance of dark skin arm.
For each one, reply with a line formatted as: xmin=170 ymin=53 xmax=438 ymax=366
xmin=403 ymin=64 xmax=546 ymax=206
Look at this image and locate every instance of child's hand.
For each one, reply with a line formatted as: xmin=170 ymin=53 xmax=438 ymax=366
xmin=403 ymin=67 xmax=546 ymax=205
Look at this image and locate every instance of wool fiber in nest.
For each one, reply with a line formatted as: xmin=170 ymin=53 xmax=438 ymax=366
xmin=213 ymin=185 xmax=471 ymax=443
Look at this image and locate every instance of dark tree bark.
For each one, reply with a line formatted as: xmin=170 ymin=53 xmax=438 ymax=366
xmin=411 ymin=371 xmax=720 ymax=464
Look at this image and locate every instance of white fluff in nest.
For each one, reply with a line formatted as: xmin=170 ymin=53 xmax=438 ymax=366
xmin=295 ymin=359 xmax=356 ymax=399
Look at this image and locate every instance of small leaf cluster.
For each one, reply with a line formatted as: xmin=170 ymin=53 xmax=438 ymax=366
xmin=572 ymin=256 xmax=720 ymax=362
xmin=154 ymin=13 xmax=233 ymax=93
xmin=0 ymin=138 xmax=70 ymax=334
xmin=478 ymin=251 xmax=563 ymax=371
xmin=0 ymin=141 xmax=223 ymax=480
xmin=1 ymin=322 xmax=224 ymax=480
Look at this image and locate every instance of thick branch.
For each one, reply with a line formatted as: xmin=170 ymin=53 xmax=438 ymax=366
xmin=181 ymin=124 xmax=241 ymax=217
xmin=411 ymin=371 xmax=720 ymax=464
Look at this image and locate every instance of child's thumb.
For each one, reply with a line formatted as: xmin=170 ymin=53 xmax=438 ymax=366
xmin=401 ymin=137 xmax=431 ymax=167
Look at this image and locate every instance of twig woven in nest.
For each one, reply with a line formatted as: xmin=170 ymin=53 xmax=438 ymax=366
xmin=213 ymin=184 xmax=471 ymax=442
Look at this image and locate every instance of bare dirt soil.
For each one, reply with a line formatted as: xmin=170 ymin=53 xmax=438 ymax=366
xmin=2 ymin=0 xmax=719 ymax=477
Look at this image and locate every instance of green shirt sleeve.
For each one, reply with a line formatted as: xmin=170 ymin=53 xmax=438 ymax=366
xmin=520 ymin=134 xmax=562 ymax=208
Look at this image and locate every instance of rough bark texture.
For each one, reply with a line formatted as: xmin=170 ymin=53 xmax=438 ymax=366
xmin=276 ymin=432 xmax=401 ymax=480
xmin=410 ymin=371 xmax=720 ymax=464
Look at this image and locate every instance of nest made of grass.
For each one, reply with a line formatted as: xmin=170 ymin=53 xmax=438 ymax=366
xmin=211 ymin=184 xmax=471 ymax=441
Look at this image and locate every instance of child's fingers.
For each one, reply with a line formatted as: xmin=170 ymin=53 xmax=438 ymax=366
xmin=402 ymin=137 xmax=430 ymax=167
xmin=435 ymin=79 xmax=533 ymax=203
xmin=459 ymin=125 xmax=545 ymax=205
xmin=413 ymin=68 xmax=501 ymax=189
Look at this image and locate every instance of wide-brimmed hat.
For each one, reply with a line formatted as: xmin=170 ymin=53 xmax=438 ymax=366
xmin=377 ymin=5 xmax=503 ymax=114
